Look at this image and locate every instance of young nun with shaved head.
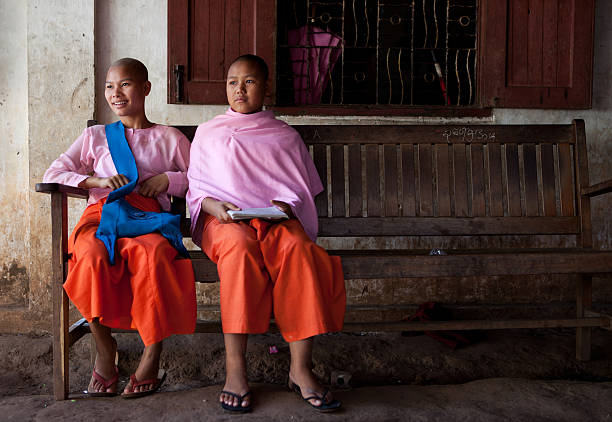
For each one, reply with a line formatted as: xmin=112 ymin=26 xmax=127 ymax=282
xmin=187 ymin=54 xmax=346 ymax=413
xmin=43 ymin=58 xmax=196 ymax=398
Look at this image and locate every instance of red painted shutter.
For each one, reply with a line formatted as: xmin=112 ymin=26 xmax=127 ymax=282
xmin=168 ymin=0 xmax=275 ymax=104
xmin=479 ymin=0 xmax=594 ymax=108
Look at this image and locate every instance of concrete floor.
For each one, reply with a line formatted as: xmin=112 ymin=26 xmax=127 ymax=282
xmin=2 ymin=329 xmax=612 ymax=421
xmin=2 ymin=379 xmax=612 ymax=421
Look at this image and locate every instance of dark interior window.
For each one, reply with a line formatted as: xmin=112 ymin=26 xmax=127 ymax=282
xmin=276 ymin=0 xmax=478 ymax=107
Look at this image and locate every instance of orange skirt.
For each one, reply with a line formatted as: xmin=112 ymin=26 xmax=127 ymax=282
xmin=64 ymin=193 xmax=196 ymax=346
xmin=201 ymin=215 xmax=346 ymax=342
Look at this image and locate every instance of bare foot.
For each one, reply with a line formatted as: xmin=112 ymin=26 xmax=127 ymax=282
xmin=88 ymin=336 xmax=118 ymax=394
xmin=220 ymin=333 xmax=251 ymax=409
xmin=289 ymin=365 xmax=335 ymax=407
xmin=220 ymin=357 xmax=251 ymax=409
xmin=123 ymin=341 xmax=162 ymax=394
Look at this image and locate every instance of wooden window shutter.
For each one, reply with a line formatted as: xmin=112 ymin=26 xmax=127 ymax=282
xmin=168 ymin=0 xmax=275 ymax=104
xmin=479 ymin=0 xmax=594 ymax=108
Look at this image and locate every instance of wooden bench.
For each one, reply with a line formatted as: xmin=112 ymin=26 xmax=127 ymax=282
xmin=37 ymin=119 xmax=612 ymax=400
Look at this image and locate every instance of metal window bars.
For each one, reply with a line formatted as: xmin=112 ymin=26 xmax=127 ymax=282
xmin=276 ymin=0 xmax=477 ymax=106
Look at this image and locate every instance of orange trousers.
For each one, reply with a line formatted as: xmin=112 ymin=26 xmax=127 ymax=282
xmin=201 ymin=215 xmax=346 ymax=342
xmin=64 ymin=194 xmax=196 ymax=346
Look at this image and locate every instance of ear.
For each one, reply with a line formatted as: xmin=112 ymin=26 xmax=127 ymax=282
xmin=143 ymin=81 xmax=152 ymax=96
xmin=264 ymin=80 xmax=271 ymax=98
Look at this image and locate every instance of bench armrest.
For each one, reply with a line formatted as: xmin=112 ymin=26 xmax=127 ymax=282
xmin=581 ymin=179 xmax=612 ymax=198
xmin=35 ymin=183 xmax=89 ymax=199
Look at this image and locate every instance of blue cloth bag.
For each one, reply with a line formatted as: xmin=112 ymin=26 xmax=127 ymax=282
xmin=95 ymin=121 xmax=189 ymax=265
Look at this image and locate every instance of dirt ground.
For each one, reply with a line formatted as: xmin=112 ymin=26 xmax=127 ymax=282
xmin=2 ymin=328 xmax=612 ymax=420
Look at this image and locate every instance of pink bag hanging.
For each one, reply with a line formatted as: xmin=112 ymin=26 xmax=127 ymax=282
xmin=288 ymin=26 xmax=343 ymax=105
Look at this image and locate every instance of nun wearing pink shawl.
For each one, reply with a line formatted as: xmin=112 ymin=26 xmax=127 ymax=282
xmin=187 ymin=55 xmax=345 ymax=413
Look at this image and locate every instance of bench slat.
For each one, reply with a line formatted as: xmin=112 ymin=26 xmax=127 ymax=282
xmin=191 ymin=249 xmax=612 ymax=281
xmin=541 ymin=143 xmax=557 ymax=216
xmin=436 ymin=144 xmax=451 ymax=216
xmin=294 ymin=125 xmax=575 ymax=144
xmin=348 ymin=144 xmax=363 ymax=216
xmin=316 ymin=216 xmax=579 ymax=237
xmin=313 ymin=145 xmax=328 ymax=216
xmin=419 ymin=144 xmax=433 ymax=216
xmin=471 ymin=144 xmax=486 ymax=216
xmin=523 ymin=144 xmax=539 ymax=216
xmin=453 ymin=144 xmax=469 ymax=217
xmin=331 ymin=144 xmax=345 ymax=217
xmin=559 ymin=143 xmax=576 ymax=216
xmin=384 ymin=145 xmax=399 ymax=216
xmin=488 ymin=143 xmax=504 ymax=216
xmin=506 ymin=143 xmax=522 ymax=216
xmin=366 ymin=145 xmax=381 ymax=216
xmin=339 ymin=250 xmax=612 ymax=279
xmin=401 ymin=144 xmax=416 ymax=216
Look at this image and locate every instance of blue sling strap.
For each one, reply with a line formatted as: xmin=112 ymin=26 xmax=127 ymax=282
xmin=95 ymin=120 xmax=189 ymax=265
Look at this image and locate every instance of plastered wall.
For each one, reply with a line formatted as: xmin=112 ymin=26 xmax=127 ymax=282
xmin=1 ymin=0 xmax=611 ymax=333
xmin=0 ymin=0 xmax=95 ymax=332
xmin=0 ymin=1 xmax=29 ymax=308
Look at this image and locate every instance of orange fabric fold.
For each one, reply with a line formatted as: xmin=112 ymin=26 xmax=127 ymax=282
xmin=64 ymin=193 xmax=196 ymax=346
xmin=201 ymin=214 xmax=346 ymax=342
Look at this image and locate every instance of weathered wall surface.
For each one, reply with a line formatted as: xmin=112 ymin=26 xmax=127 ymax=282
xmin=0 ymin=1 xmax=30 ymax=309
xmin=0 ymin=0 xmax=95 ymax=332
xmin=1 ymin=0 xmax=611 ymax=333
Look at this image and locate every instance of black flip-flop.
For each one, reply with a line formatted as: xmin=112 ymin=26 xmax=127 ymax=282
xmin=289 ymin=379 xmax=342 ymax=413
xmin=220 ymin=390 xmax=252 ymax=413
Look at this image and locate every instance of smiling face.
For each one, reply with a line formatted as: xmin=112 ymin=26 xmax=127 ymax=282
xmin=104 ymin=65 xmax=151 ymax=118
xmin=226 ymin=59 xmax=268 ymax=114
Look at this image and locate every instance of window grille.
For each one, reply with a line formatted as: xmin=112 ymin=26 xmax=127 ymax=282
xmin=277 ymin=0 xmax=478 ymax=106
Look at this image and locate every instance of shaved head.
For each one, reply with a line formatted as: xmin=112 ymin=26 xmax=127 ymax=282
xmin=229 ymin=54 xmax=269 ymax=81
xmin=109 ymin=58 xmax=149 ymax=82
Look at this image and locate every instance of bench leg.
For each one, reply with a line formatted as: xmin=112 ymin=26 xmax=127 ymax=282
xmin=51 ymin=192 xmax=69 ymax=400
xmin=576 ymin=275 xmax=592 ymax=361
xmin=52 ymin=288 xmax=70 ymax=400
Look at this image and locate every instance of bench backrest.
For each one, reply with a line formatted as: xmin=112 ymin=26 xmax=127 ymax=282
xmin=175 ymin=120 xmax=591 ymax=249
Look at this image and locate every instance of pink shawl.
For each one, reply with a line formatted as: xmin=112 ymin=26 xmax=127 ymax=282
xmin=186 ymin=108 xmax=323 ymax=246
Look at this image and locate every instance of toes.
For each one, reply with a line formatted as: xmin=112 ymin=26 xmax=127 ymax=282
xmin=139 ymin=384 xmax=152 ymax=393
xmin=309 ymin=398 xmax=322 ymax=407
xmin=90 ymin=379 xmax=102 ymax=393
xmin=220 ymin=393 xmax=230 ymax=405
xmin=229 ymin=395 xmax=237 ymax=406
xmin=220 ymin=393 xmax=249 ymax=408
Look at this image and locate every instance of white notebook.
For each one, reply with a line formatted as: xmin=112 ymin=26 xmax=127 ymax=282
xmin=227 ymin=206 xmax=289 ymax=220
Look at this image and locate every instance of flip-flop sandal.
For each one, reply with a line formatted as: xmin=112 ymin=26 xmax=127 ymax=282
xmin=220 ymin=390 xmax=252 ymax=413
xmin=85 ymin=366 xmax=119 ymax=397
xmin=121 ymin=369 xmax=167 ymax=399
xmin=288 ymin=378 xmax=342 ymax=413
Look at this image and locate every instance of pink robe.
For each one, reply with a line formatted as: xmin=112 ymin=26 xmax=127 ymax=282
xmin=42 ymin=123 xmax=196 ymax=344
xmin=186 ymin=108 xmax=323 ymax=246
xmin=43 ymin=124 xmax=190 ymax=211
